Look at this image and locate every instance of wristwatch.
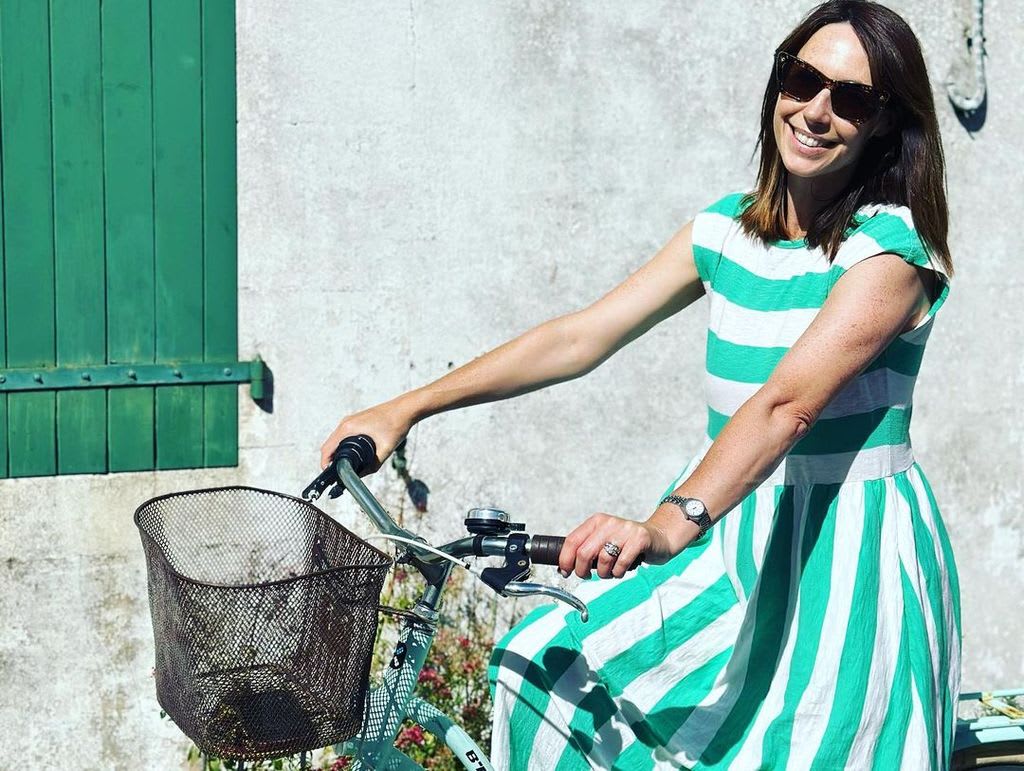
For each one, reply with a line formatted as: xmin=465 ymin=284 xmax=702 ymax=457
xmin=660 ymin=495 xmax=713 ymax=541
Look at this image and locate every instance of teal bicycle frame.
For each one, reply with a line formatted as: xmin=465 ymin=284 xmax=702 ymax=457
xmin=314 ymin=457 xmax=586 ymax=771
xmin=334 ymin=587 xmax=492 ymax=771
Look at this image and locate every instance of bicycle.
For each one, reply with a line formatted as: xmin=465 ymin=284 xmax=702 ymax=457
xmin=139 ymin=434 xmax=1023 ymax=770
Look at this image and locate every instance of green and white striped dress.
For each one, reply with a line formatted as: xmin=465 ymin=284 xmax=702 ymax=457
xmin=488 ymin=193 xmax=962 ymax=770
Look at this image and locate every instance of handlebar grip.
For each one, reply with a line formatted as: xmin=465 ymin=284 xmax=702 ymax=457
xmin=529 ymin=535 xmax=565 ymax=566
xmin=530 ymin=535 xmax=645 ymax=571
xmin=331 ymin=434 xmax=379 ymax=476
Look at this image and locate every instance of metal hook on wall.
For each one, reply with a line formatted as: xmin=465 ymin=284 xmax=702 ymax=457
xmin=946 ymin=0 xmax=986 ymax=113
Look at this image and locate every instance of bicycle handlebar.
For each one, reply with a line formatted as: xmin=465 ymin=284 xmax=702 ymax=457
xmin=528 ymin=534 xmax=565 ymax=566
xmin=333 ymin=434 xmax=379 ymax=476
xmin=530 ymin=534 xmax=644 ymax=571
xmin=301 ymin=434 xmax=380 ymax=502
xmin=312 ymin=434 xmax=645 ymax=571
xmin=304 ymin=434 xmax=643 ymax=621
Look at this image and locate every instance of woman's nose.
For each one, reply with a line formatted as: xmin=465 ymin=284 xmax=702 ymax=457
xmin=801 ymin=88 xmax=833 ymax=127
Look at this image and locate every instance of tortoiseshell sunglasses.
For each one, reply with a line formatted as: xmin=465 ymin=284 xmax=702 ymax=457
xmin=775 ymin=50 xmax=890 ymax=124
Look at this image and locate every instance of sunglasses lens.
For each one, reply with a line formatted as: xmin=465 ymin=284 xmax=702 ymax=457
xmin=780 ymin=58 xmax=824 ymax=101
xmin=831 ymin=87 xmax=878 ymax=123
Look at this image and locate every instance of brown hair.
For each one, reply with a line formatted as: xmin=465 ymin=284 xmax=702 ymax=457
xmin=738 ymin=0 xmax=953 ymax=275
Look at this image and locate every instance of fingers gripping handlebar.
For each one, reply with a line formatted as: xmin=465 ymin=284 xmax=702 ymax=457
xmin=528 ymin=534 xmax=566 ymax=566
xmin=333 ymin=434 xmax=380 ymax=475
xmin=302 ymin=434 xmax=379 ymax=501
xmin=530 ymin=534 xmax=644 ymax=571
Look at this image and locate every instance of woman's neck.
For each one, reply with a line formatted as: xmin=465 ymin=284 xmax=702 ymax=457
xmin=783 ymin=168 xmax=856 ymax=239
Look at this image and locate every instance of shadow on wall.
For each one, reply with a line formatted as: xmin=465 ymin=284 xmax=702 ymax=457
xmin=254 ymin=361 xmax=275 ymax=414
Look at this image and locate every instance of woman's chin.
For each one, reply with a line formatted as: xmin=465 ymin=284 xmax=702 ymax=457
xmin=781 ymin=153 xmax=842 ymax=181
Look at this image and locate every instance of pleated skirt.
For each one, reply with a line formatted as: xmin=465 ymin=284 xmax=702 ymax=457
xmin=488 ymin=461 xmax=962 ymax=770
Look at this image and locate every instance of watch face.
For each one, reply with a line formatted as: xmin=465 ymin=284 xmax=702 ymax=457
xmin=684 ymin=499 xmax=705 ymax=518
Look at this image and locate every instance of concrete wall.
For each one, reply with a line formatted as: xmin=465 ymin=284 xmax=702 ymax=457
xmin=1 ymin=1 xmax=1020 ymax=766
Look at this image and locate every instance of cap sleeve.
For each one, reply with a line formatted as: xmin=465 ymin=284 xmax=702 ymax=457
xmin=835 ymin=204 xmax=942 ymax=276
xmin=835 ymin=203 xmax=950 ymax=335
xmin=692 ymin=192 xmax=747 ymax=285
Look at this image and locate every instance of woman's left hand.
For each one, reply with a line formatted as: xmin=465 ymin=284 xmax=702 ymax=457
xmin=558 ymin=513 xmax=680 ymax=579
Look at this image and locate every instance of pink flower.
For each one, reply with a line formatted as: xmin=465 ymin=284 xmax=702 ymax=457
xmin=330 ymin=757 xmax=352 ymax=770
xmin=418 ymin=667 xmax=440 ymax=684
xmin=397 ymin=724 xmax=426 ymax=748
xmin=457 ymin=636 xmax=471 ymax=648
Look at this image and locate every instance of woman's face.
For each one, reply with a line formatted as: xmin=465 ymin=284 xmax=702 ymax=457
xmin=773 ymin=22 xmax=889 ymax=186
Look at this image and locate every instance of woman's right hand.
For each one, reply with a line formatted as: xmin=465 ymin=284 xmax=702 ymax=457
xmin=319 ymin=398 xmax=415 ymax=473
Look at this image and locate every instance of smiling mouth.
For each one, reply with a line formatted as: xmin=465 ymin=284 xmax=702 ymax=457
xmin=790 ymin=124 xmax=836 ymax=149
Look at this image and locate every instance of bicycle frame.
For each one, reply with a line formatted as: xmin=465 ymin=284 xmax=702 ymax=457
xmin=334 ymin=590 xmax=495 ymax=770
xmin=330 ymin=463 xmax=497 ymax=771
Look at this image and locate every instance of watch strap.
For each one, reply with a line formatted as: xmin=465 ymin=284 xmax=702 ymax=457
xmin=660 ymin=495 xmax=713 ymax=540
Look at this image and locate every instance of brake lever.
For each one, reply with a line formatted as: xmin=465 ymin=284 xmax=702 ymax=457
xmin=503 ymin=581 xmax=589 ymax=623
xmin=302 ymin=465 xmax=339 ymax=501
xmin=305 ymin=434 xmax=392 ymax=502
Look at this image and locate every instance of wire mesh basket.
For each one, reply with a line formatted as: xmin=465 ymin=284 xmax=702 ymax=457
xmin=135 ymin=486 xmax=392 ymax=760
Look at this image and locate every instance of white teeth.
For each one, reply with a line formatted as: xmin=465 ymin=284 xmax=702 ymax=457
xmin=793 ymin=126 xmax=829 ymax=148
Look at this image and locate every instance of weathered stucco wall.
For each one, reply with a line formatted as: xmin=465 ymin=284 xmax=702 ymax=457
xmin=1 ymin=1 xmax=1021 ymax=766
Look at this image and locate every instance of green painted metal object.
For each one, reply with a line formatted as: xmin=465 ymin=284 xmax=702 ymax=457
xmin=954 ymin=688 xmax=1024 ymax=767
xmin=0 ymin=360 xmax=263 ymax=395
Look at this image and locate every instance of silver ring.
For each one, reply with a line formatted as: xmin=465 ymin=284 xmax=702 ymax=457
xmin=603 ymin=541 xmax=622 ymax=558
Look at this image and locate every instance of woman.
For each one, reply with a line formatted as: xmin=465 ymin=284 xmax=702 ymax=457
xmin=321 ymin=1 xmax=961 ymax=768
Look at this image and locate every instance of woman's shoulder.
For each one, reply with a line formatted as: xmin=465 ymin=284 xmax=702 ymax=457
xmin=691 ymin=192 xmax=761 ymax=285
xmin=848 ymin=201 xmax=915 ymax=232
xmin=839 ymin=201 xmax=936 ymax=273
xmin=692 ymin=191 xmax=750 ymax=249
xmin=698 ymin=191 xmax=751 ymax=220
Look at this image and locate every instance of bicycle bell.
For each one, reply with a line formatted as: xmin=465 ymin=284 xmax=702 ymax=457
xmin=464 ymin=507 xmax=525 ymax=535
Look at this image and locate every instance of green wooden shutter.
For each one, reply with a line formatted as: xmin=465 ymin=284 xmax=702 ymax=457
xmin=0 ymin=0 xmax=258 ymax=478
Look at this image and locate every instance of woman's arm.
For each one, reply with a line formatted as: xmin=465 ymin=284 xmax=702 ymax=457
xmin=319 ymin=221 xmax=704 ymax=469
xmin=561 ymin=252 xmax=935 ymax=578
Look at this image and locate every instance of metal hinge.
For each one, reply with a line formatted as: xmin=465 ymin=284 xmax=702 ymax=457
xmin=0 ymin=357 xmax=265 ymax=400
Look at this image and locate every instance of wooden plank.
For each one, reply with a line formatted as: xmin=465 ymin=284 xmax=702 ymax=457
xmin=152 ymin=0 xmax=204 ymax=470
xmin=202 ymin=0 xmax=239 ymax=467
xmin=103 ymin=0 xmax=156 ymax=471
xmin=0 ymin=392 xmax=5 ymax=476
xmin=1 ymin=0 xmax=57 ymax=477
xmin=52 ymin=0 xmax=107 ymax=474
xmin=0 ymin=2 xmax=6 ymax=477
